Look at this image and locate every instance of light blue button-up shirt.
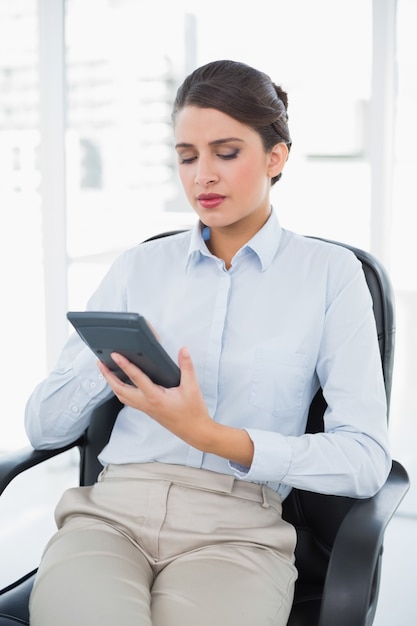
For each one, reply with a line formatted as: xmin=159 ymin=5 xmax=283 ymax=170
xmin=25 ymin=211 xmax=391 ymax=499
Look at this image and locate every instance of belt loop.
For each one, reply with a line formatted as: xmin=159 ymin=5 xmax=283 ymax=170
xmin=97 ymin=465 xmax=108 ymax=482
xmin=261 ymin=486 xmax=270 ymax=509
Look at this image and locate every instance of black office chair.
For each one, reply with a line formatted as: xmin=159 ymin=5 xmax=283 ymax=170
xmin=0 ymin=233 xmax=410 ymax=626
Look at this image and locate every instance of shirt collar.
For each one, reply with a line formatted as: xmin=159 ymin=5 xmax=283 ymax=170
xmin=186 ymin=222 xmax=212 ymax=271
xmin=186 ymin=209 xmax=283 ymax=272
xmin=243 ymin=209 xmax=283 ymax=271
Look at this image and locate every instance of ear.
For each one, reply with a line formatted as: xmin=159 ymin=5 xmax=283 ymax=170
xmin=267 ymin=142 xmax=289 ymax=179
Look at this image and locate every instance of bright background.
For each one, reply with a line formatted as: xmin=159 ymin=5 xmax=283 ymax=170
xmin=0 ymin=1 xmax=416 ymax=622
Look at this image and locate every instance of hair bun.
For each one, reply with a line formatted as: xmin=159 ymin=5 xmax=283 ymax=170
xmin=273 ymin=83 xmax=289 ymax=111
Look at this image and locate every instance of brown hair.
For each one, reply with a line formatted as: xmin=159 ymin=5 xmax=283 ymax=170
xmin=172 ymin=60 xmax=291 ymax=184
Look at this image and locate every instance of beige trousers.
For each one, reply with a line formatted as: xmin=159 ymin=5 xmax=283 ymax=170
xmin=29 ymin=463 xmax=297 ymax=626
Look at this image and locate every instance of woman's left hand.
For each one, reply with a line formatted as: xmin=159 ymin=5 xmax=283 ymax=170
xmin=97 ymin=346 xmax=214 ymax=450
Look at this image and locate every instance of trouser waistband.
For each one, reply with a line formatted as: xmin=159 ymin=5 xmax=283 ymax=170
xmin=99 ymin=462 xmax=282 ymax=510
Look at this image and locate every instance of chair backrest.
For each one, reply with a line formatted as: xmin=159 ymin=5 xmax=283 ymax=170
xmin=78 ymin=233 xmax=395 ymax=619
xmin=79 ymin=395 xmax=122 ymax=486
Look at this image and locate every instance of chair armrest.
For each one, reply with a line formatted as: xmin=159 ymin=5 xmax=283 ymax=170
xmin=319 ymin=460 xmax=410 ymax=626
xmin=0 ymin=439 xmax=82 ymax=496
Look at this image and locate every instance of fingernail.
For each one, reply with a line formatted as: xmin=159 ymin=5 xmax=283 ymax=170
xmin=111 ymin=352 xmax=121 ymax=363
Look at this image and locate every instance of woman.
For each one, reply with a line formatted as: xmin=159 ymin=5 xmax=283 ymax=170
xmin=25 ymin=60 xmax=391 ymax=626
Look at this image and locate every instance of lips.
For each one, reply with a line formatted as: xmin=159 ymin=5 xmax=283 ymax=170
xmin=197 ymin=194 xmax=225 ymax=209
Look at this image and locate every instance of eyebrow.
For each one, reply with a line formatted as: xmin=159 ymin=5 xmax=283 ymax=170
xmin=175 ymin=137 xmax=245 ymax=150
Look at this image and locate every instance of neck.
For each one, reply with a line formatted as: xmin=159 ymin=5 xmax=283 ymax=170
xmin=204 ymin=210 xmax=271 ymax=268
xmin=205 ymin=235 xmax=236 ymax=270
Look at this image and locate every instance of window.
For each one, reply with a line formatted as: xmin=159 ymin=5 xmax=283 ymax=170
xmin=64 ymin=0 xmax=375 ymax=306
xmin=0 ymin=0 xmax=45 ymax=450
xmin=65 ymin=0 xmax=193 ymax=311
xmin=388 ymin=0 xmax=417 ymax=516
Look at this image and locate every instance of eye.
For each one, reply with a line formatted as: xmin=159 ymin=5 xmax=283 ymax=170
xmin=218 ymin=149 xmax=240 ymax=160
xmin=177 ymin=153 xmax=197 ymax=165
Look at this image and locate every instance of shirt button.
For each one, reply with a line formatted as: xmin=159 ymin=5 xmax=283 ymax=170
xmin=71 ymin=405 xmax=79 ymax=413
xmin=90 ymin=381 xmax=97 ymax=389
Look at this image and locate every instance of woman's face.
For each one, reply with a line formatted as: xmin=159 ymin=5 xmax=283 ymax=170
xmin=174 ymin=106 xmax=286 ymax=236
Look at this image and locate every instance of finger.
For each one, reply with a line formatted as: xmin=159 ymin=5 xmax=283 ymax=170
xmin=145 ymin=319 xmax=160 ymax=341
xmin=178 ymin=346 xmax=197 ymax=385
xmin=97 ymin=359 xmax=131 ymax=390
xmin=97 ymin=359 xmax=118 ymax=383
xmin=110 ymin=352 xmax=154 ymax=390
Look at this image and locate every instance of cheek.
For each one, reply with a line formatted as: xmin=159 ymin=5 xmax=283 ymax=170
xmin=178 ymin=168 xmax=194 ymax=195
xmin=234 ymin=161 xmax=268 ymax=193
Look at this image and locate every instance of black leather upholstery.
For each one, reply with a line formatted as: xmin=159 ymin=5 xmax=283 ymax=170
xmin=0 ymin=572 xmax=35 ymax=625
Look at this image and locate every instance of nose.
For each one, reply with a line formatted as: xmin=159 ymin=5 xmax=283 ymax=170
xmin=194 ymin=160 xmax=218 ymax=186
xmin=195 ymin=172 xmax=218 ymax=186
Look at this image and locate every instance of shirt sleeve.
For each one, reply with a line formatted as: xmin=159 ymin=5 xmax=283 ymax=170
xmin=230 ymin=248 xmax=392 ymax=498
xmin=24 ymin=251 xmax=129 ymax=449
xmin=24 ymin=335 xmax=112 ymax=449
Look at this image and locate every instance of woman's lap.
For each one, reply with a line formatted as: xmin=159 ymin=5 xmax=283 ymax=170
xmin=29 ymin=464 xmax=297 ymax=625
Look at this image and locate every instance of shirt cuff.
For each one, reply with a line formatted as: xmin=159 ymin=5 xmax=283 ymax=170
xmin=229 ymin=428 xmax=292 ymax=482
xmin=72 ymin=346 xmax=108 ymax=396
